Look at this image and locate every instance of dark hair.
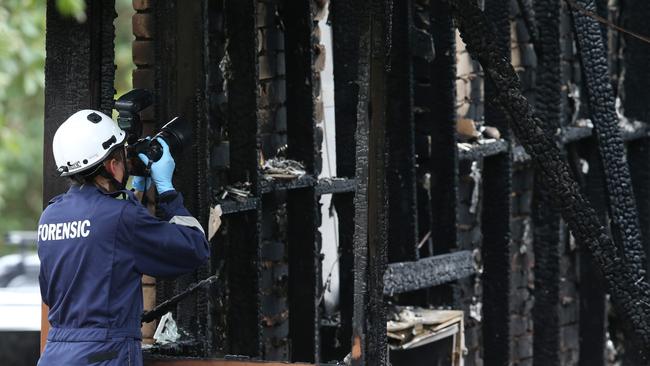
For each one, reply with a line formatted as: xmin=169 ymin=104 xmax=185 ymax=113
xmin=68 ymin=147 xmax=125 ymax=186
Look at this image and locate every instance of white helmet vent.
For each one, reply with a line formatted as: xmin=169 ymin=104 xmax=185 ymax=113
xmin=87 ymin=112 xmax=103 ymax=123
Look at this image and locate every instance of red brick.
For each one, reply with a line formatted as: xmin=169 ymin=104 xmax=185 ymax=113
xmin=132 ymin=0 xmax=152 ymax=11
xmin=133 ymin=13 xmax=154 ymax=39
xmin=132 ymin=68 xmax=155 ymax=90
xmin=132 ymin=40 xmax=154 ymax=66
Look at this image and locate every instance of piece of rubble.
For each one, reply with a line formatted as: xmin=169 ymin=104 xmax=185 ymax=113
xmin=387 ymin=306 xmax=465 ymax=364
xmin=457 ymin=118 xmax=481 ymax=141
xmin=482 ymin=125 xmax=501 ymax=139
xmin=262 ymin=157 xmax=306 ymax=180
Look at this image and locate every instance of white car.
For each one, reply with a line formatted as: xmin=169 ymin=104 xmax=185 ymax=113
xmin=0 ymin=251 xmax=42 ymax=365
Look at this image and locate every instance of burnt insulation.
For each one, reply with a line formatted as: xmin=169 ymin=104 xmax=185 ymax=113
xmin=569 ymin=0 xmax=647 ymax=274
xmin=531 ymin=0 xmax=563 ymax=364
xmin=447 ymin=0 xmax=650 ymax=359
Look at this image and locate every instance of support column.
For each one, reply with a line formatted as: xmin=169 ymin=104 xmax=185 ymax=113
xmin=481 ymin=0 xmax=513 ymax=364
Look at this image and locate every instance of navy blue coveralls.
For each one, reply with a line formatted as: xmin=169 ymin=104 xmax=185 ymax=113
xmin=37 ymin=184 xmax=209 ymax=365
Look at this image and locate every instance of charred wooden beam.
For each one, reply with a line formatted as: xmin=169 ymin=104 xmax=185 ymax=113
xmin=44 ymin=0 xmax=116 ymax=202
xmin=448 ymin=0 xmax=650 ymax=358
xmin=383 ymin=251 xmax=477 ymax=295
xmin=569 ymin=0 xmax=646 ymax=282
xmin=366 ymin=1 xmax=390 ymax=364
xmin=224 ymin=0 xmax=262 ymax=357
xmin=315 ymin=178 xmax=357 ymax=195
xmin=386 ymin=0 xmax=418 ymax=263
xmin=531 ymin=0 xmax=563 ymax=364
xmin=458 ymin=140 xmax=509 ymax=161
xmin=621 ymin=0 xmax=650 ymax=122
xmin=152 ymin=0 xmax=209 ymax=353
xmin=282 ymin=0 xmax=322 ymax=362
xmin=330 ymin=0 xmax=365 ymax=360
xmin=578 ymin=139 xmax=607 ymax=366
xmin=427 ymin=0 xmax=458 ymax=306
xmin=481 ymin=0 xmax=513 ymax=363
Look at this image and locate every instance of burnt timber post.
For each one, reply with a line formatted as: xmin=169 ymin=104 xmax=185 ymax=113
xmin=330 ymin=0 xmax=365 ymax=361
xmin=282 ymin=0 xmax=322 ymax=362
xmin=224 ymin=0 xmax=263 ymax=358
xmin=531 ymin=0 xmax=563 ymax=364
xmin=482 ymin=0 xmax=513 ymax=364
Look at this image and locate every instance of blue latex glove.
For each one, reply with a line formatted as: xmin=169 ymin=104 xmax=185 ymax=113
xmin=138 ymin=137 xmax=175 ymax=194
xmin=131 ymin=175 xmax=152 ymax=192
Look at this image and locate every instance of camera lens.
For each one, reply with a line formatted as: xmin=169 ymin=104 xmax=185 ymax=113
xmin=155 ymin=117 xmax=192 ymax=156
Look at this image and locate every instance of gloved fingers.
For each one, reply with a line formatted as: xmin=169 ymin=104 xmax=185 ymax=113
xmin=138 ymin=153 xmax=150 ymax=166
xmin=156 ymin=137 xmax=171 ymax=155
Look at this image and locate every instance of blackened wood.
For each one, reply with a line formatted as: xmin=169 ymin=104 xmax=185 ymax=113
xmin=224 ymin=0 xmax=262 ymax=357
xmin=448 ymin=0 xmax=650 ymax=356
xmin=386 ymin=0 xmax=418 ymax=263
xmin=481 ymin=0 xmax=513 ymax=364
xmin=282 ymin=1 xmax=321 ymax=362
xmin=621 ymin=0 xmax=650 ymax=122
xmin=44 ymin=0 xmax=116 ymax=203
xmin=531 ymin=0 xmax=563 ymax=364
xmin=428 ymin=0 xmax=458 ymax=254
xmin=383 ymin=251 xmax=477 ymax=295
xmin=570 ymin=0 xmax=646 ymax=279
xmin=427 ymin=0 xmax=458 ymax=306
xmin=366 ymin=1 xmax=390 ymax=364
xmin=330 ymin=0 xmax=367 ymax=362
xmin=153 ymin=0 xmax=209 ymax=352
xmin=578 ymin=140 xmax=607 ymax=366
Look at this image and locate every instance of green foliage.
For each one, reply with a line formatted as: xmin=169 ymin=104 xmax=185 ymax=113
xmin=0 ymin=0 xmax=133 ymax=250
xmin=0 ymin=0 xmax=46 ymax=238
xmin=56 ymin=0 xmax=86 ymax=22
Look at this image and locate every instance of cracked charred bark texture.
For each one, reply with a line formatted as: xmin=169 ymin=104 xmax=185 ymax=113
xmin=448 ymin=0 xmax=650 ymax=359
xmin=569 ymin=0 xmax=646 ymax=276
xmin=482 ymin=0 xmax=513 ymax=364
xmin=531 ymin=0 xmax=563 ymax=364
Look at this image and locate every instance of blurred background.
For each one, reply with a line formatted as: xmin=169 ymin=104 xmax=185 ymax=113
xmin=0 ymin=0 xmax=134 ymax=364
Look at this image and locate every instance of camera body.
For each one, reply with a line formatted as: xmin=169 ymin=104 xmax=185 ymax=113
xmin=114 ymin=89 xmax=192 ymax=176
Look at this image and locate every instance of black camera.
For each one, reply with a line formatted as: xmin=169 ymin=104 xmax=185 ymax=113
xmin=114 ymin=89 xmax=192 ymax=177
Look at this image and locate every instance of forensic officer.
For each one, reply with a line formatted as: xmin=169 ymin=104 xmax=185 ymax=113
xmin=37 ymin=110 xmax=210 ymax=365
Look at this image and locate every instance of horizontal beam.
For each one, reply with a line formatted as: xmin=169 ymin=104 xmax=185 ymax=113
xmin=458 ymin=139 xmax=509 ymax=161
xmin=260 ymin=177 xmax=356 ymax=194
xmin=218 ymin=198 xmax=260 ymax=215
xmin=383 ymin=250 xmax=476 ymax=295
xmin=315 ymin=178 xmax=357 ymax=194
xmin=459 ymin=122 xmax=650 ymax=162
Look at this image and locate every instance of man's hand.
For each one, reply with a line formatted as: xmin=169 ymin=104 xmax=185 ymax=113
xmin=138 ymin=138 xmax=176 ymax=194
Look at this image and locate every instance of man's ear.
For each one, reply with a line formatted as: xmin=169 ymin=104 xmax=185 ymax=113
xmin=103 ymin=158 xmax=118 ymax=177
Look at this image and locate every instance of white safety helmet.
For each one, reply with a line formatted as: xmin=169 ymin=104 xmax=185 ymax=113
xmin=53 ymin=109 xmax=127 ymax=176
